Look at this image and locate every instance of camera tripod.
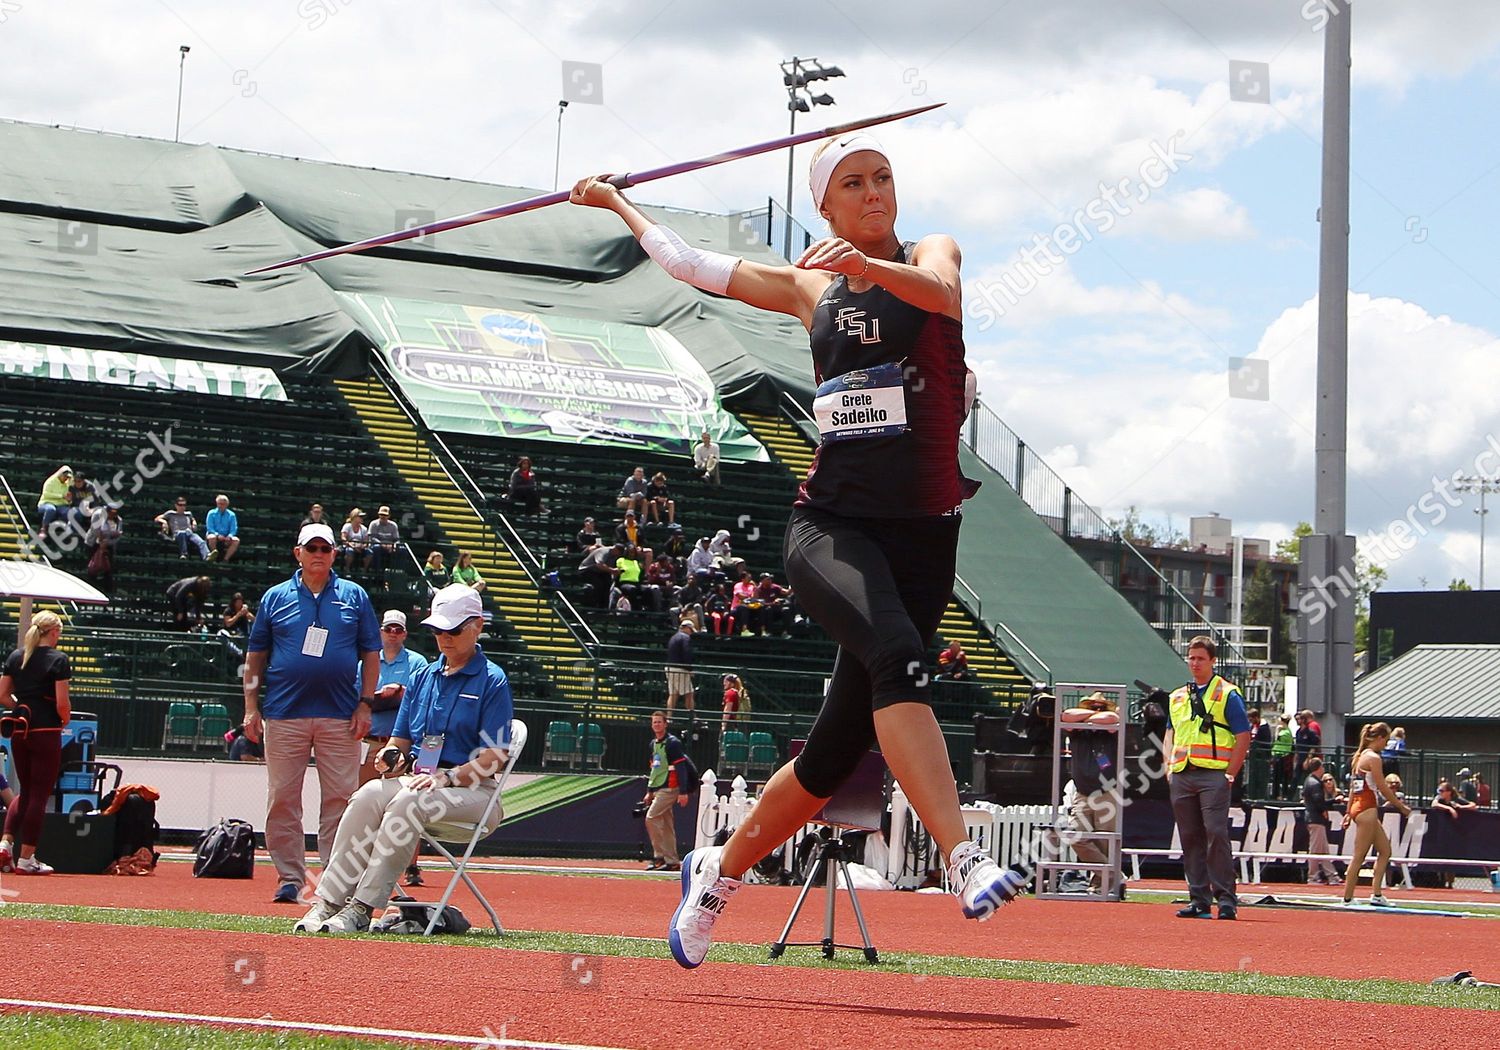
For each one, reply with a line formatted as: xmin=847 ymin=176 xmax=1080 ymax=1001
xmin=768 ymin=826 xmax=880 ymax=964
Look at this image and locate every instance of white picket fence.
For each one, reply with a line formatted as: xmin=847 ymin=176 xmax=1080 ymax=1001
xmin=692 ymin=770 xmax=1064 ymax=887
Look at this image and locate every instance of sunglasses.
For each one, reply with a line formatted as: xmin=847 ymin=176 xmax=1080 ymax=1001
xmin=301 ymin=543 xmax=335 ymax=554
xmin=429 ymin=617 xmax=477 ymax=637
xmin=381 ymin=624 xmax=406 ymax=634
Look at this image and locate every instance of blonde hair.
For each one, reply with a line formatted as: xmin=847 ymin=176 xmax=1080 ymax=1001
xmin=23 ymin=611 xmax=63 ymax=669
xmin=425 ymin=550 xmax=444 ymax=569
xmin=347 ymin=508 xmax=363 ymax=522
xmin=1358 ymin=721 xmax=1391 ymax=752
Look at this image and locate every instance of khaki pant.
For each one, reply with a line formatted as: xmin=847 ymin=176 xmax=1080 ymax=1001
xmin=1066 ymin=790 xmax=1119 ymax=868
xmin=316 ymin=776 xmax=501 ymax=909
xmin=645 ymin=787 xmax=681 ymax=864
xmin=263 ymin=717 xmax=361 ymax=889
xmin=1306 ymin=822 xmax=1338 ymax=882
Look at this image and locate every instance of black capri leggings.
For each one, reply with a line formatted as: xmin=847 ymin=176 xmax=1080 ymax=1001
xmin=783 ymin=506 xmax=959 ymax=799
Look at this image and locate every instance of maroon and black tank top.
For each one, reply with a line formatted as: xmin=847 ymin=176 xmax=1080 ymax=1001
xmin=794 ymin=241 xmax=977 ymax=518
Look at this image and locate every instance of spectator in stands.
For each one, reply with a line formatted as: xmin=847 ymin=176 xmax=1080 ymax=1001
xmin=1475 ymin=772 xmax=1491 ymax=808
xmin=65 ymin=472 xmax=96 ymax=538
xmin=1388 ymin=726 xmax=1407 ymax=753
xmin=84 ymin=504 xmax=122 ymax=594
xmin=705 ymin=582 xmax=736 ymax=637
xmin=362 ymin=608 xmax=430 ymax=887
xmin=155 ymin=496 xmax=209 ymax=560
xmin=1270 ymin=714 xmax=1294 ymax=800
xmin=1302 ymin=757 xmax=1340 ymax=885
xmin=451 ymin=550 xmax=486 ymax=594
xmin=721 ymin=673 xmax=749 ymax=730
xmin=1245 ymin=708 xmax=1272 ymax=800
xmin=1434 ymin=779 xmax=1478 ymax=819
xmin=1456 ymin=767 xmax=1479 ymax=804
xmin=710 ymin=529 xmax=744 ymax=576
xmin=503 ymin=456 xmax=543 ymax=515
xmin=0 ymin=611 xmax=71 ymax=875
xmin=645 ymin=471 xmax=676 ymax=525
xmin=166 ymin=575 xmax=212 ymax=630
xmin=244 ymin=522 xmax=380 ymax=906
xmin=421 ymin=551 xmax=448 ymax=594
xmin=1385 ymin=772 xmax=1405 ymax=803
xmin=609 ymin=585 xmax=633 ymax=615
xmin=203 ymin=494 xmax=241 ymax=563
xmin=292 ymin=584 xmax=512 ymax=934
xmin=301 ymin=503 xmax=326 ymax=529
xmin=672 ymin=570 xmax=710 ymax=631
xmin=687 ymin=536 xmax=716 ymax=578
xmin=35 ymin=465 xmax=73 ymax=536
xmin=617 ymin=545 xmax=661 ymax=612
xmin=368 ymin=506 xmax=402 ymax=575
xmin=641 ymin=709 xmax=693 ymax=871
xmin=226 ymin=724 xmax=264 ymax=762
xmin=617 ymin=467 xmax=649 ymax=517
xmin=615 ymin=511 xmax=653 ymax=565
xmin=1381 ymin=725 xmax=1407 ymax=778
xmin=579 ymin=542 xmax=623 ymax=608
xmin=693 ymin=431 xmax=721 ymax=485
xmin=936 ymin=639 xmax=971 ymax=681
xmin=575 ymin=516 xmax=602 ymax=552
xmin=1293 ymin=710 xmax=1321 ymax=774
xmin=753 ymin=573 xmax=794 ymax=636
xmin=665 ymin=620 xmax=696 ymax=713
xmin=340 ymin=509 xmax=373 ymax=572
xmin=731 ymin=569 xmax=759 ymax=635
xmin=661 ymin=528 xmax=688 ymax=562
xmin=647 ymin=553 xmax=678 ymax=594
xmin=217 ymin=591 xmax=255 ymax=660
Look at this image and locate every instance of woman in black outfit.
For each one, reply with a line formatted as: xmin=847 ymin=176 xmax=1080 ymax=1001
xmin=573 ymin=129 xmax=1022 ymax=970
xmin=0 ymin=610 xmax=72 ymax=875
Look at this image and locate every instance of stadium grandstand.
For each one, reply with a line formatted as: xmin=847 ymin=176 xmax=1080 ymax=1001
xmin=1 ymin=118 xmax=1211 ymax=787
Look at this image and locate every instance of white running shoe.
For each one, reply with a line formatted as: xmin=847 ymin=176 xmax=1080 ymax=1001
xmin=15 ymin=855 xmax=54 ymax=875
xmin=321 ymin=901 xmax=372 ymax=934
xmin=669 ymin=846 xmax=740 ymax=969
xmin=947 ymin=840 xmax=1026 ymax=920
xmin=1369 ymin=894 xmax=1391 ymax=908
xmin=293 ymin=899 xmax=341 ymax=933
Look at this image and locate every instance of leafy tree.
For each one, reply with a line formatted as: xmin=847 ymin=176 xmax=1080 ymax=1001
xmin=1107 ymin=505 xmax=1187 ymax=549
xmin=1449 ymin=577 xmax=1473 ymax=591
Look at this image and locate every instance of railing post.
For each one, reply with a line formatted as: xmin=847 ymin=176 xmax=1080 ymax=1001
xmin=1062 ymin=487 xmax=1073 ymax=540
xmin=1015 ymin=438 xmax=1026 ymax=495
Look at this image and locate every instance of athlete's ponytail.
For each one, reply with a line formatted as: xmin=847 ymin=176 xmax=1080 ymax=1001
xmin=21 ymin=610 xmax=62 ymax=669
xmin=1359 ymin=721 xmax=1391 ymax=751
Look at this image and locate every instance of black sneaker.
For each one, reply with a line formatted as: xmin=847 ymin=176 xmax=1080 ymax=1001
xmin=1217 ymin=906 xmax=1237 ymax=920
xmin=403 ymin=866 xmax=423 ymax=887
xmin=1176 ymin=904 xmax=1213 ymax=919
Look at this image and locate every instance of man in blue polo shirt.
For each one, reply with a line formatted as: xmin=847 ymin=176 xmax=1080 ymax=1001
xmin=296 ymin=583 xmax=514 ymax=934
xmin=362 ymin=607 xmax=429 ymax=886
xmin=205 ymin=494 xmax=240 ymax=563
xmin=244 ymin=522 xmax=381 ymax=904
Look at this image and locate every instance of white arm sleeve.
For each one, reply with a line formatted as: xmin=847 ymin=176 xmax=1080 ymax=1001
xmin=639 ymin=223 xmax=740 ymax=295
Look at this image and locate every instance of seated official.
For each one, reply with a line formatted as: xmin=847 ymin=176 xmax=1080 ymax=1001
xmin=295 ymin=584 xmax=514 ymax=934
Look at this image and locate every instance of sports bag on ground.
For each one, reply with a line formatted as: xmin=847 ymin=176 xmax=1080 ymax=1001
xmin=372 ymin=900 xmax=472 ymax=935
xmin=193 ymin=818 xmax=256 ymax=878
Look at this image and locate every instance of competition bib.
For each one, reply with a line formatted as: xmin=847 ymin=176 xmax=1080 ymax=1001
xmin=813 ymin=362 xmax=909 ymax=443
xmin=1349 ymin=775 xmax=1365 ymax=794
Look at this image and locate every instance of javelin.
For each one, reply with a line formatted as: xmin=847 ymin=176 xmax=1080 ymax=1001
xmin=245 ymin=102 xmax=943 ymax=274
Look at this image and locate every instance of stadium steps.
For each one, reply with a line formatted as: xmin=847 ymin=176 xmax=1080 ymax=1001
xmin=0 ymin=490 xmax=114 ymax=696
xmin=332 ymin=379 xmax=619 ymax=714
xmin=735 ymin=408 xmax=1028 ymax=692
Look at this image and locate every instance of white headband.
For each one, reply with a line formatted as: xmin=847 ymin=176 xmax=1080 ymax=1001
xmin=809 ymin=132 xmax=888 ymax=210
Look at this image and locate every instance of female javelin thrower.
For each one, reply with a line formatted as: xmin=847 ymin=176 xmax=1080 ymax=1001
xmin=1341 ymin=721 xmax=1410 ymax=907
xmin=573 ymin=132 xmax=1024 ymax=968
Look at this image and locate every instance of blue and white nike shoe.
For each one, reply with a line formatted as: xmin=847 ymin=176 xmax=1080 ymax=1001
xmin=669 ymin=846 xmax=741 ymax=968
xmin=947 ymin=840 xmax=1027 ymax=920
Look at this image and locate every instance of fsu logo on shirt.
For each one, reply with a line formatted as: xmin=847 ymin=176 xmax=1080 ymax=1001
xmin=834 ymin=307 xmax=881 ymax=345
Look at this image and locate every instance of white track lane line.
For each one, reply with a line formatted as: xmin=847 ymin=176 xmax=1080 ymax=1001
xmin=0 ymin=998 xmax=634 ymax=1050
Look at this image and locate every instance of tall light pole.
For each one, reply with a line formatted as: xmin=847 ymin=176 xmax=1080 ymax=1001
xmin=174 ymin=45 xmax=191 ymax=142
xmin=1454 ymin=474 xmax=1500 ymax=588
xmin=780 ymin=57 xmax=843 ymax=258
xmin=553 ymin=99 xmax=570 ymax=191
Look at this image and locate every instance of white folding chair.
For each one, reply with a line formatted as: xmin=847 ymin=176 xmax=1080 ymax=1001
xmin=419 ymin=718 xmax=527 ymax=936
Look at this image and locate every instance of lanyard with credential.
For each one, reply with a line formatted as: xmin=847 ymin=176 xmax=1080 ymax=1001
xmin=412 ymin=663 xmax=464 ymax=774
xmin=297 ymin=575 xmax=332 ymax=657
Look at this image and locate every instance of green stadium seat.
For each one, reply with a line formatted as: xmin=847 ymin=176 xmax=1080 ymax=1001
xmin=198 ymin=703 xmax=233 ymax=747
xmin=582 ymin=723 xmax=606 ymax=769
xmin=719 ymin=730 xmax=749 ymax=772
xmin=747 ymin=731 xmax=776 ymax=778
xmin=162 ymin=701 xmax=198 ymax=749
xmin=542 ymin=720 xmax=578 ymax=769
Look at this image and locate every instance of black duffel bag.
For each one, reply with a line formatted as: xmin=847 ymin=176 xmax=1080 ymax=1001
xmin=193 ymin=818 xmax=256 ymax=878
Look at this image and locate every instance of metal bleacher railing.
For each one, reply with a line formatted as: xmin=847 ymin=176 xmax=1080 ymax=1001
xmin=961 ymin=397 xmax=1246 ymax=671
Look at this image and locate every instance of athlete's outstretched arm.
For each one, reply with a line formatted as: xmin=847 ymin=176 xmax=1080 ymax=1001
xmin=569 ymin=175 xmax=827 ymax=328
xmin=797 ymin=233 xmax=963 ymax=321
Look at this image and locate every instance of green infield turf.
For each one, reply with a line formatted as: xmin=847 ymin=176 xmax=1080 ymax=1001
xmin=0 ymin=1012 xmax=418 ymax=1049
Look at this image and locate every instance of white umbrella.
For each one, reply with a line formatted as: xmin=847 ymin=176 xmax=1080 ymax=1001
xmin=0 ymin=559 xmax=109 ymax=637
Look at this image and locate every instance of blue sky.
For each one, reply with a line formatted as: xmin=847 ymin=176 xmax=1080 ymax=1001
xmin=3 ymin=0 xmax=1499 ymax=593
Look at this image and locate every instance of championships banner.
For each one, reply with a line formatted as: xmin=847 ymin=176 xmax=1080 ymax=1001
xmin=340 ymin=293 xmax=767 ymax=461
xmin=0 ymin=342 xmax=287 ymax=400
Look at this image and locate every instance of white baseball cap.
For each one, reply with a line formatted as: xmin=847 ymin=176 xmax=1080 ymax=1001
xmin=297 ymin=523 xmax=336 ymax=547
xmin=381 ymin=609 xmax=407 ymax=628
xmin=422 ymin=584 xmax=484 ymax=631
